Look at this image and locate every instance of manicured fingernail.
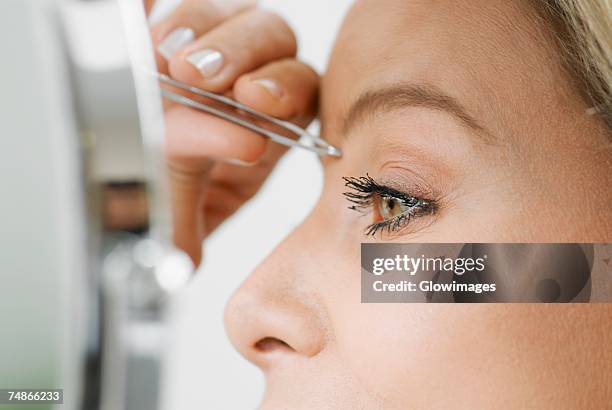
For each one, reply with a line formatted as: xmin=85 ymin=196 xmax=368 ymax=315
xmin=186 ymin=49 xmax=224 ymax=77
xmin=224 ymin=158 xmax=260 ymax=167
xmin=253 ymin=79 xmax=283 ymax=98
xmin=158 ymin=27 xmax=194 ymax=60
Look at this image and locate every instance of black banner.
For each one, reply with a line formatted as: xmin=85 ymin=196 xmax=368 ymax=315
xmin=361 ymin=243 xmax=612 ymax=303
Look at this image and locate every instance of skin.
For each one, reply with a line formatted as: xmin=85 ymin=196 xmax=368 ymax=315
xmin=150 ymin=0 xmax=612 ymax=408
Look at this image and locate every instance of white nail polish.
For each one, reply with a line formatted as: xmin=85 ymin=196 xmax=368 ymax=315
xmin=253 ymin=79 xmax=283 ymax=98
xmin=186 ymin=49 xmax=224 ymax=77
xmin=224 ymin=158 xmax=260 ymax=167
xmin=158 ymin=27 xmax=194 ymax=60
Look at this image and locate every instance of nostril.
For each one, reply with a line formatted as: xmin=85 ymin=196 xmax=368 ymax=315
xmin=254 ymin=337 xmax=294 ymax=353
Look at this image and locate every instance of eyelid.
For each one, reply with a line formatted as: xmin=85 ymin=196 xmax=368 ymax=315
xmin=343 ymin=174 xmax=436 ymax=208
xmin=374 ymin=171 xmax=441 ymax=204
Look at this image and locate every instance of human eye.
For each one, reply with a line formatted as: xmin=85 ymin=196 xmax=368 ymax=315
xmin=342 ymin=174 xmax=438 ymax=236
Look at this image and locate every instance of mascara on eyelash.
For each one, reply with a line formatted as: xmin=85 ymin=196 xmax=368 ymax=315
xmin=342 ymin=174 xmax=436 ymax=236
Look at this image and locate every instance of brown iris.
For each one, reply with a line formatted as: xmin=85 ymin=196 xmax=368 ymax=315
xmin=377 ymin=195 xmax=408 ymax=221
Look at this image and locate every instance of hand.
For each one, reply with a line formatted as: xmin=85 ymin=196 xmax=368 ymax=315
xmin=149 ymin=0 xmax=319 ymax=266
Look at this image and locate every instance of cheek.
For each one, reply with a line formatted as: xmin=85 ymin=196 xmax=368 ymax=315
xmin=327 ymin=304 xmax=498 ymax=406
xmin=327 ymin=304 xmax=579 ymax=407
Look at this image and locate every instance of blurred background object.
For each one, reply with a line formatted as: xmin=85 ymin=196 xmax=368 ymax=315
xmin=0 ymin=0 xmax=352 ymax=409
xmin=0 ymin=0 xmax=188 ymax=409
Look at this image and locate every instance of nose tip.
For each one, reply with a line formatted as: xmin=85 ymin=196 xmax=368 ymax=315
xmin=224 ymin=281 xmax=327 ymax=370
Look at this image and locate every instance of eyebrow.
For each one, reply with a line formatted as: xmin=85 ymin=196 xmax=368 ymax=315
xmin=342 ymin=83 xmax=495 ymax=143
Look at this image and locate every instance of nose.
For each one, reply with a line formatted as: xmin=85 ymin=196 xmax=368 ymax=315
xmin=224 ymin=221 xmax=328 ymax=370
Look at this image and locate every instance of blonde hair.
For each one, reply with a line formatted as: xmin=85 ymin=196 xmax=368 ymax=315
xmin=535 ymin=0 xmax=612 ymax=130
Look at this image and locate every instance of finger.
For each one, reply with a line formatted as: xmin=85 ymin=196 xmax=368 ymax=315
xmin=169 ymin=8 xmax=297 ymax=93
xmin=202 ymin=162 xmax=272 ymax=235
xmin=165 ymin=105 xmax=268 ymax=165
xmin=229 ymin=58 xmax=319 ymax=164
xmin=233 ymin=58 xmax=319 ymax=122
xmin=165 ymin=102 xmax=269 ymax=265
xmin=151 ymin=0 xmax=255 ymax=72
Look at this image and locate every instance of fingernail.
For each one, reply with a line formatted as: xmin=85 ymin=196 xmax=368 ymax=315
xmin=158 ymin=27 xmax=194 ymax=60
xmin=186 ymin=49 xmax=224 ymax=77
xmin=224 ymin=158 xmax=260 ymax=167
xmin=253 ymin=79 xmax=283 ymax=98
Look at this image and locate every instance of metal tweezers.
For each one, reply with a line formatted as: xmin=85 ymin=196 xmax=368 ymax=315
xmin=152 ymin=71 xmax=342 ymax=157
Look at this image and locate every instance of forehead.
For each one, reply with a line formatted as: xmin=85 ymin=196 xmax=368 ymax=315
xmin=321 ymin=0 xmax=563 ymax=139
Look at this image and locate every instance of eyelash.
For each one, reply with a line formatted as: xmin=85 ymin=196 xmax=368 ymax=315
xmin=342 ymin=174 xmax=436 ymax=236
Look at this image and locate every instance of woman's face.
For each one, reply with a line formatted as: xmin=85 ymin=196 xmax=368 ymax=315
xmin=225 ymin=0 xmax=612 ymax=408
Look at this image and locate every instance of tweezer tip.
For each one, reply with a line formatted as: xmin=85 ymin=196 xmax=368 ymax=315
xmin=142 ymin=67 xmax=344 ymax=159
xmin=327 ymin=145 xmax=343 ymax=157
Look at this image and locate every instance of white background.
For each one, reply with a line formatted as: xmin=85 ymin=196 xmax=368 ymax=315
xmin=156 ymin=1 xmax=354 ymax=409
